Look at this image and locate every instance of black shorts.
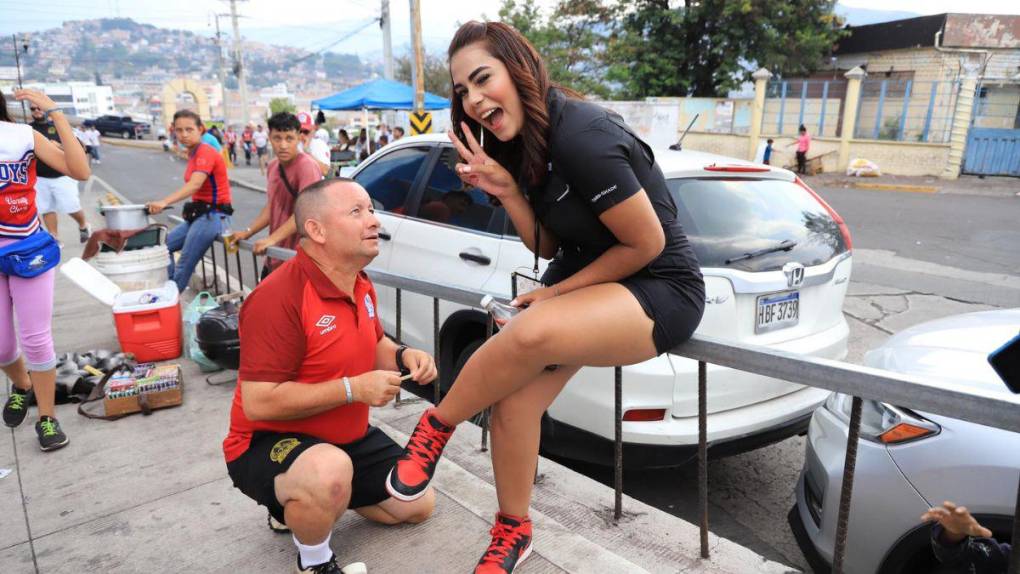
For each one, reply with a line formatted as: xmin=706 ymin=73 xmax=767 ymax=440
xmin=256 ymin=146 xmax=267 ymax=157
xmin=225 ymin=426 xmax=402 ymax=523
xmin=543 ymin=260 xmax=704 ymax=355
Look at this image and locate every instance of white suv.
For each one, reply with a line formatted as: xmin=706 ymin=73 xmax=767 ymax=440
xmin=353 ymin=134 xmax=853 ymax=468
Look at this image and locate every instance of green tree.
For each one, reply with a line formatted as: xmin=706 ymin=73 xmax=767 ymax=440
xmin=268 ymin=97 xmax=296 ymax=116
xmin=499 ymin=0 xmax=614 ymax=98
xmin=396 ymin=52 xmax=452 ymax=99
xmin=606 ymin=0 xmax=846 ymax=98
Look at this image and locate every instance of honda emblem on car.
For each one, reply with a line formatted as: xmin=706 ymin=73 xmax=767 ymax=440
xmin=783 ymin=262 xmax=805 ymax=288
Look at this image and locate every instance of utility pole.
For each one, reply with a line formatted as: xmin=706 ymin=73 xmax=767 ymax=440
xmin=11 ymin=34 xmax=27 ymax=120
xmin=226 ymin=0 xmax=250 ymax=126
xmin=381 ymin=0 xmax=393 ymax=81
xmin=213 ymin=14 xmax=230 ymax=124
xmin=409 ymin=0 xmax=425 ymax=113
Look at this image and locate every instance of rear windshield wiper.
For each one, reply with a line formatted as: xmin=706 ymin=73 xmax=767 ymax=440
xmin=725 ymin=239 xmax=797 ymax=265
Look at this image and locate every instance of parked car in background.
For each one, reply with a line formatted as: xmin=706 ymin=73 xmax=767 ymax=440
xmin=93 ymin=115 xmax=151 ymax=139
xmin=790 ymin=308 xmax=1020 ymax=573
xmin=352 ymin=134 xmax=854 ymax=468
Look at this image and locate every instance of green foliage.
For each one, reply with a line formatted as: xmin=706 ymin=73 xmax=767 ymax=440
xmin=268 ymin=97 xmax=296 ymax=116
xmin=396 ymin=52 xmax=452 ymax=98
xmin=498 ymin=0 xmax=846 ymax=99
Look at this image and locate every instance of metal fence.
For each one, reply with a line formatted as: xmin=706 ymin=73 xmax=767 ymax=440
xmin=192 ymin=233 xmax=1020 ymax=574
xmin=765 ymin=79 xmax=849 ymax=138
xmin=764 ymin=78 xmax=961 ymax=143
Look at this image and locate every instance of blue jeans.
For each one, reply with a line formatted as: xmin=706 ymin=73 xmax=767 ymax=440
xmin=166 ymin=212 xmax=231 ymax=292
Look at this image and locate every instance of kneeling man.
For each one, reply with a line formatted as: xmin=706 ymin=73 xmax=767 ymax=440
xmin=223 ymin=178 xmax=438 ymax=573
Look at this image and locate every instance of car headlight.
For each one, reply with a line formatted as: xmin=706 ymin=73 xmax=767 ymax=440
xmin=823 ymin=393 xmax=940 ymax=444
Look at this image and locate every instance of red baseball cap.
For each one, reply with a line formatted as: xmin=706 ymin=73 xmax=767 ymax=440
xmin=296 ymin=112 xmax=315 ymax=131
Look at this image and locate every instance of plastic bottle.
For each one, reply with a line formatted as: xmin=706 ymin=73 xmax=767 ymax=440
xmin=480 ymin=295 xmax=519 ymax=326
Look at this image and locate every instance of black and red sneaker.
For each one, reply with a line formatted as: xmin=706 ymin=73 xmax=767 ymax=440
xmin=475 ymin=512 xmax=533 ymax=573
xmin=386 ymin=408 xmax=454 ymax=501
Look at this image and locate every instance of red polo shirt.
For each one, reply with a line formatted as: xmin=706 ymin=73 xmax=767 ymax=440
xmin=186 ymin=142 xmax=232 ymax=206
xmin=222 ymin=247 xmax=384 ymax=463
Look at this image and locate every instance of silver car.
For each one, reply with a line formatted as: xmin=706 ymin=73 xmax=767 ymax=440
xmin=789 ymin=309 xmax=1020 ymax=573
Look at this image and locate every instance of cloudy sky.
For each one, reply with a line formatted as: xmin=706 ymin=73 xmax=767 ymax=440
xmin=3 ymin=0 xmax=1019 ymax=61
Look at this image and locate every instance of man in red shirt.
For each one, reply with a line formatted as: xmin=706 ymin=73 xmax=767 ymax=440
xmin=147 ymin=110 xmax=233 ymax=292
xmin=224 ymin=178 xmax=438 ymax=573
xmin=229 ymin=112 xmax=321 ymax=278
xmin=241 ymin=124 xmax=254 ymax=166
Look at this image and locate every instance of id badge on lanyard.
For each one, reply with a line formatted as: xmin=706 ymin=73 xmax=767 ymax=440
xmin=511 ymin=206 xmax=544 ymax=298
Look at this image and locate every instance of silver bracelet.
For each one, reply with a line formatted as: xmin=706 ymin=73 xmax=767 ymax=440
xmin=342 ymin=377 xmax=353 ymax=405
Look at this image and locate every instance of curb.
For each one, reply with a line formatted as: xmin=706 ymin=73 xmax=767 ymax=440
xmin=228 ymin=176 xmax=266 ymax=194
xmin=100 ymin=137 xmax=163 ymax=150
xmin=849 ymin=182 xmax=939 ymax=193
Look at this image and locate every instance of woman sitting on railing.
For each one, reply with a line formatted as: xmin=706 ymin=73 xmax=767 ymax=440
xmin=384 ymin=21 xmax=705 ymax=573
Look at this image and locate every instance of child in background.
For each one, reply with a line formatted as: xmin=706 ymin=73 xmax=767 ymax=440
xmin=922 ymin=500 xmax=1011 ymax=573
xmin=763 ymin=138 xmax=774 ymax=165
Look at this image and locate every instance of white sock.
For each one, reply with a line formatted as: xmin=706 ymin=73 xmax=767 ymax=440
xmin=294 ymin=532 xmax=333 ymax=569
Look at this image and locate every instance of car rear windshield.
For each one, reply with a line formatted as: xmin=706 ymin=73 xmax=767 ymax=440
xmin=667 ymin=178 xmax=847 ymax=273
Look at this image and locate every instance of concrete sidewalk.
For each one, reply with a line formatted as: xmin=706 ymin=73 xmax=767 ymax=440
xmin=810 ymin=171 xmax=1020 ymax=197
xmin=0 ymin=179 xmax=796 ymax=573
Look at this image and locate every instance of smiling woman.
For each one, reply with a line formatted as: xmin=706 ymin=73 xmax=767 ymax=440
xmin=384 ymin=20 xmax=707 ymax=574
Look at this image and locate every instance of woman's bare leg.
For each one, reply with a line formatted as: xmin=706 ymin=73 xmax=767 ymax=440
xmin=435 ymin=283 xmax=656 ymax=426
xmin=489 ymin=365 xmax=580 ymax=516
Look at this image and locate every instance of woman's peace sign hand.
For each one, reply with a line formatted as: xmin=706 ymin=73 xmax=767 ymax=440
xmin=448 ymin=122 xmax=518 ymax=200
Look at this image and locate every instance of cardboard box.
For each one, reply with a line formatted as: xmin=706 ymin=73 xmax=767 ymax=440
xmin=103 ymin=363 xmax=184 ymax=417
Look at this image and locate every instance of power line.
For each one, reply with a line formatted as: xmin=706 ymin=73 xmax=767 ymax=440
xmin=292 ymin=17 xmax=380 ymax=64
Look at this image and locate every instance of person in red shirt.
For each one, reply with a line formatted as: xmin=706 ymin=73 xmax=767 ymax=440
xmin=223 ymin=125 xmax=238 ymax=165
xmin=224 ymin=178 xmax=438 ymax=573
xmin=147 ymin=110 xmax=234 ymax=292
xmin=241 ymin=124 xmax=255 ymax=166
xmin=229 ymin=112 xmax=322 ymax=278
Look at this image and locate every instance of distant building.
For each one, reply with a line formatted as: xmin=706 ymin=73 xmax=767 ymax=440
xmin=19 ymin=81 xmax=116 ymax=118
xmin=832 ymin=13 xmax=1020 ymax=132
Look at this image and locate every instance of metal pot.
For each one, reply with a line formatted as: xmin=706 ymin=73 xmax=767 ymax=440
xmin=98 ymin=204 xmax=151 ymax=230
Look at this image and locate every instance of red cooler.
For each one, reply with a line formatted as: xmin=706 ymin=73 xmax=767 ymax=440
xmin=112 ymin=281 xmax=182 ymax=362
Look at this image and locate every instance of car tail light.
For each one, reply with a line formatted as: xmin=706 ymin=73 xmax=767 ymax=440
xmin=795 ymin=177 xmax=853 ymax=251
xmin=704 ymin=163 xmax=771 ymax=172
xmin=623 ymin=408 xmax=667 ymax=422
xmin=824 ymin=393 xmax=940 ymax=444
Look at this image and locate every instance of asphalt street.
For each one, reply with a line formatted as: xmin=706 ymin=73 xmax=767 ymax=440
xmin=86 ymin=144 xmax=1020 ymax=571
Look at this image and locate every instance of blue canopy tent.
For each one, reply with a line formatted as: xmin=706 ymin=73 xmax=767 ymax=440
xmin=312 ymin=79 xmax=450 ymax=154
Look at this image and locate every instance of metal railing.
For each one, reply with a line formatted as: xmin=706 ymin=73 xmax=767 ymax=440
xmin=193 ymin=234 xmax=1020 ymax=574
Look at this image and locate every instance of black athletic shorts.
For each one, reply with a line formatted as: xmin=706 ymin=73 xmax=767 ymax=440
xmin=542 ymin=260 xmax=704 ymax=355
xmin=226 ymin=426 xmax=402 ymax=523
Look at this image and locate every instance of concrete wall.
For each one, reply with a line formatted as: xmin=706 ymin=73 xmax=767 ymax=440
xmin=683 ymin=131 xmax=950 ymax=177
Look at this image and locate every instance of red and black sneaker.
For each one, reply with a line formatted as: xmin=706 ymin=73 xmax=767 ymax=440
xmin=475 ymin=512 xmax=533 ymax=573
xmin=386 ymin=408 xmax=455 ymax=501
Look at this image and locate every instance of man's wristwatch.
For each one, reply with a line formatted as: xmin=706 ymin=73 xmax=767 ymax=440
xmin=395 ymin=345 xmax=410 ymax=376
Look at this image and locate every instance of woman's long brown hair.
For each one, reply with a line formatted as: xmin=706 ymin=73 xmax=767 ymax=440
xmin=448 ymin=21 xmax=578 ymax=188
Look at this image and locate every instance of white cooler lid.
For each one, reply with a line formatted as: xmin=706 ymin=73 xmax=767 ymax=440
xmin=113 ymin=281 xmax=180 ymax=313
xmin=59 ymin=257 xmax=122 ymax=306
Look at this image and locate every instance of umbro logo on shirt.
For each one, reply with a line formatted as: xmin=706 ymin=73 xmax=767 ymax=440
xmin=316 ymin=314 xmax=337 ymax=335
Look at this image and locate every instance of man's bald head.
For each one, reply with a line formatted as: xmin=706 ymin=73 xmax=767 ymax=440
xmin=293 ymin=177 xmax=359 ymax=239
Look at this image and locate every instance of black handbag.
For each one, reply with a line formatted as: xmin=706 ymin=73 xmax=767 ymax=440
xmin=196 ymin=302 xmax=241 ymax=371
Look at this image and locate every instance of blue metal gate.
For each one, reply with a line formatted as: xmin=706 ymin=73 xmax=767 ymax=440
xmin=963 ymin=128 xmax=1020 ymax=176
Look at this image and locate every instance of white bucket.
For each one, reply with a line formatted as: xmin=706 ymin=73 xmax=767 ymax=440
xmin=92 ymin=245 xmax=169 ymax=291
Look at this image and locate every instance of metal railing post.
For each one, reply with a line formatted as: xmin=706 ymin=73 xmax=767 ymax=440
xmin=797 ymin=81 xmax=808 ymax=129
xmin=480 ymin=315 xmax=494 ymax=452
xmin=898 ymin=80 xmax=913 ymax=141
xmin=393 ymin=288 xmax=403 ymax=408
xmin=698 ymin=360 xmax=709 ymax=559
xmin=922 ymin=81 xmax=938 ymax=143
xmin=613 ymin=365 xmax=623 ymax=523
xmin=1010 ymin=472 xmax=1020 ymax=574
xmin=234 ymin=247 xmax=244 ymax=292
xmin=873 ymin=80 xmax=888 ymax=139
xmin=433 ymin=297 xmax=440 ymax=405
xmin=222 ymin=241 xmax=231 ymax=294
xmin=819 ymin=81 xmax=830 ymax=136
xmin=252 ymin=251 xmax=261 ymax=285
xmin=777 ymin=81 xmax=788 ymax=133
xmin=832 ymin=396 xmax=863 ymax=573
xmin=200 ymin=255 xmax=208 ymax=288
xmin=210 ymin=244 xmax=220 ymax=295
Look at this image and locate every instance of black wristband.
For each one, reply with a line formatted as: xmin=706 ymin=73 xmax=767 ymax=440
xmin=395 ymin=345 xmax=410 ymax=375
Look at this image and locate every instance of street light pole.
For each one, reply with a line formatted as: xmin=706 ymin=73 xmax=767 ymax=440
xmin=213 ymin=14 xmax=231 ymax=124
xmin=382 ymin=0 xmax=393 ymax=81
xmin=226 ymin=0 xmax=250 ymax=126
xmin=11 ymin=34 xmax=27 ymax=120
xmin=409 ymin=0 xmax=425 ymax=113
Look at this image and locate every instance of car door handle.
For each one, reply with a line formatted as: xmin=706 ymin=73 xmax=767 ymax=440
xmin=378 ymin=230 xmax=391 ymax=241
xmin=459 ymin=251 xmax=491 ymax=265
